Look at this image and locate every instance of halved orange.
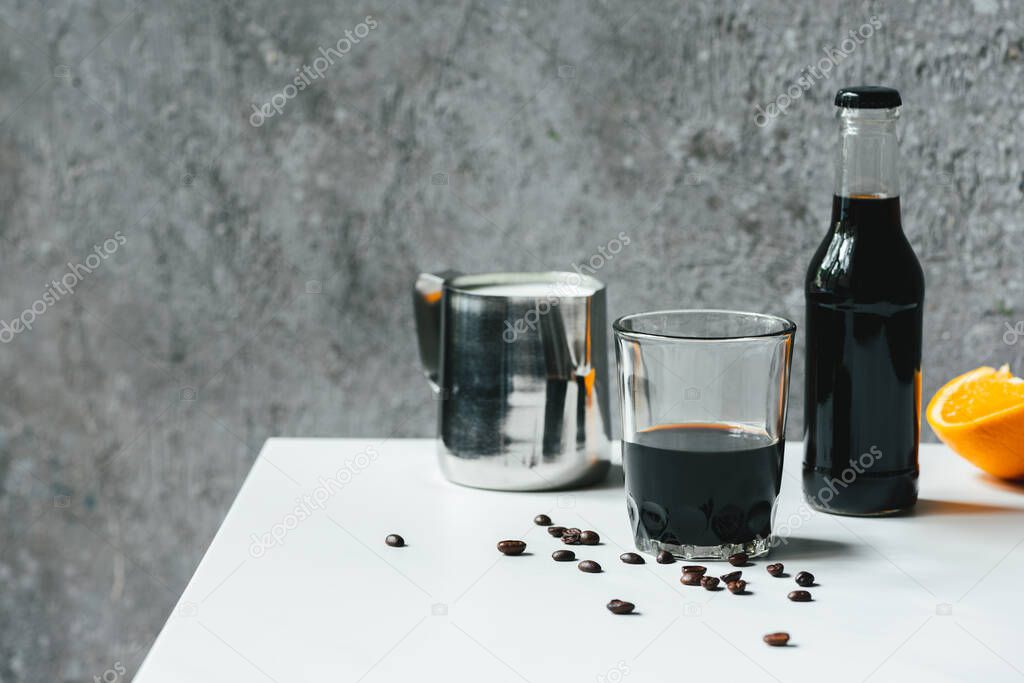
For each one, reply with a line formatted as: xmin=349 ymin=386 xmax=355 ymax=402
xmin=927 ymin=365 xmax=1024 ymax=480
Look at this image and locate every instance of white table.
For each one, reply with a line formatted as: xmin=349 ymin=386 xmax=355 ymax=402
xmin=137 ymin=439 xmax=1024 ymax=683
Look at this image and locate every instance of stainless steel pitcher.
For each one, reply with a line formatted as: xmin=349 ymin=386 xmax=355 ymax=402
xmin=413 ymin=271 xmax=612 ymax=491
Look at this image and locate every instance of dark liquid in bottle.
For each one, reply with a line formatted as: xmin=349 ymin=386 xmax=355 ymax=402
xmin=623 ymin=424 xmax=783 ymax=547
xmin=803 ymin=195 xmax=924 ymax=515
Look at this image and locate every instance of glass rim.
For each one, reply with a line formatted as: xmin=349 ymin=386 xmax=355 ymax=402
xmin=612 ymin=308 xmax=797 ymax=342
xmin=446 ymin=271 xmax=605 ymax=299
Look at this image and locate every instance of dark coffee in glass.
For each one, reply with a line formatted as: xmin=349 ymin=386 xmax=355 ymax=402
xmin=623 ymin=424 xmax=783 ymax=548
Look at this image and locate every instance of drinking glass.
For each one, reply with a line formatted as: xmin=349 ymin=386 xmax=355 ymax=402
xmin=613 ymin=310 xmax=796 ymax=560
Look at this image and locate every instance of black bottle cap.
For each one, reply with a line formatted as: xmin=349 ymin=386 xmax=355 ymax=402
xmin=834 ymin=86 xmax=901 ymax=109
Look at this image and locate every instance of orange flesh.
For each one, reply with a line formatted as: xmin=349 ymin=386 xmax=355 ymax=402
xmin=939 ymin=366 xmax=1024 ymax=424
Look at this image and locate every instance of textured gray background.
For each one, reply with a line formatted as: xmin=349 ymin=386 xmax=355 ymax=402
xmin=1 ymin=0 xmax=1022 ymax=680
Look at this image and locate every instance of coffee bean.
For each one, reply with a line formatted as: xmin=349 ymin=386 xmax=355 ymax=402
xmin=700 ymin=576 xmax=721 ymax=591
xmin=580 ymin=530 xmax=601 ymax=545
xmin=534 ymin=514 xmax=552 ymax=526
xmin=728 ymin=552 xmax=748 ymax=567
xmin=680 ymin=571 xmax=702 ymax=586
xmin=656 ymin=550 xmax=675 ymax=564
xmin=763 ymin=632 xmax=790 ymax=647
xmin=552 ymin=549 xmax=575 ymax=562
xmin=788 ymin=590 xmax=812 ymax=602
xmin=607 ymin=599 xmax=635 ymax=615
xmin=578 ymin=560 xmax=602 ymax=573
xmin=766 ymin=563 xmax=785 ymax=577
xmin=795 ymin=571 xmax=815 ymax=587
xmin=562 ymin=530 xmax=582 ymax=545
xmin=497 ymin=540 xmax=526 ymax=556
xmin=720 ymin=570 xmax=742 ymax=583
xmin=620 ymin=552 xmax=645 ymax=565
xmin=726 ymin=579 xmax=747 ymax=594
xmin=682 ymin=565 xmax=707 ymax=575
xmin=547 ymin=526 xmax=567 ymax=537
xmin=385 ymin=534 xmax=404 ymax=547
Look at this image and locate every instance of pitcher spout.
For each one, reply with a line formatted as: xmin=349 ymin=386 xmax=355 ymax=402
xmin=412 ymin=270 xmax=460 ymax=390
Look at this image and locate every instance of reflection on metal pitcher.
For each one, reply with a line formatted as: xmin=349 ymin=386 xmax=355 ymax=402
xmin=414 ymin=271 xmax=611 ymax=491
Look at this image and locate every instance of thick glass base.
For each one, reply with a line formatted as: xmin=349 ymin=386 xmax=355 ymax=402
xmin=803 ymin=467 xmax=918 ymax=516
xmin=635 ymin=535 xmax=773 ymax=561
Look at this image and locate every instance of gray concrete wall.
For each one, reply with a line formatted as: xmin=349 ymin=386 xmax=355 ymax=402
xmin=1 ymin=0 xmax=1022 ymax=679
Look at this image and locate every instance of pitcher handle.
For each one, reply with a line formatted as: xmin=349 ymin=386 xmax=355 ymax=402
xmin=413 ymin=270 xmax=461 ymax=390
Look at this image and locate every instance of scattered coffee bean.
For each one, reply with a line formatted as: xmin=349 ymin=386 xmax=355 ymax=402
xmin=580 ymin=530 xmax=601 ymax=545
xmin=561 ymin=528 xmax=585 ymax=544
xmin=497 ymin=540 xmax=526 ymax=556
xmin=700 ymin=576 xmax=721 ymax=591
xmin=763 ymin=632 xmax=790 ymax=647
xmin=578 ymin=560 xmax=602 ymax=573
xmin=680 ymin=571 xmax=703 ymax=586
xmin=385 ymin=534 xmax=405 ymax=547
xmin=795 ymin=571 xmax=815 ymax=587
xmin=552 ymin=549 xmax=575 ymax=562
xmin=607 ymin=599 xmax=635 ymax=615
xmin=726 ymin=579 xmax=747 ymax=594
xmin=728 ymin=552 xmax=748 ymax=567
xmin=534 ymin=514 xmax=552 ymax=526
xmin=788 ymin=590 xmax=812 ymax=602
xmin=766 ymin=563 xmax=785 ymax=577
xmin=656 ymin=550 xmax=675 ymax=564
xmin=620 ymin=552 xmax=645 ymax=565
xmin=720 ymin=570 xmax=742 ymax=583
xmin=547 ymin=526 xmax=567 ymax=537
xmin=682 ymin=565 xmax=707 ymax=575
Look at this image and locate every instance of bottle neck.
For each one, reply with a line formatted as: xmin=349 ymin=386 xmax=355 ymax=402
xmin=834 ymin=108 xmax=901 ymax=198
